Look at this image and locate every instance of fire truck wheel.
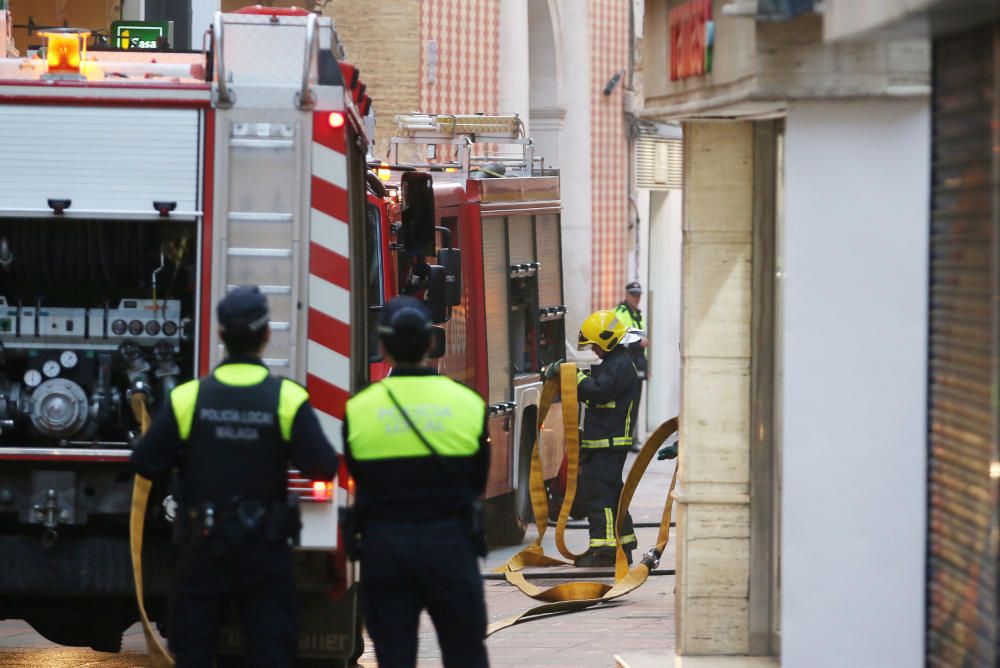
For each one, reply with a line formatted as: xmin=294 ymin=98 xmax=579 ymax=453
xmin=485 ymin=413 xmax=536 ymax=547
xmin=28 ymin=616 xmax=124 ymax=652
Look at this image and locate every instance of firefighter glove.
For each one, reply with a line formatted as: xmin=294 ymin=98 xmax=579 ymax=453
xmin=542 ymin=359 xmax=565 ymax=380
xmin=657 ymin=443 xmax=678 ymax=461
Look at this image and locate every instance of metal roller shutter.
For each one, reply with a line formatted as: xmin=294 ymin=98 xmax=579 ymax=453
xmin=926 ymin=24 xmax=999 ymax=667
xmin=0 ymin=106 xmax=200 ymax=218
xmin=482 ymin=216 xmax=511 ymax=404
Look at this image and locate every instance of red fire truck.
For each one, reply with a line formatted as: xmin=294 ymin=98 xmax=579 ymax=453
xmin=371 ymin=113 xmax=568 ymax=545
xmin=0 ymin=6 xmax=368 ymax=663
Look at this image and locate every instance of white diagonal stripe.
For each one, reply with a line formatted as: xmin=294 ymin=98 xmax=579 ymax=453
xmin=307 ymin=339 xmax=350 ymax=391
xmin=312 ymin=142 xmax=348 ymax=190
xmin=314 ymin=411 xmax=345 ymax=453
xmin=308 ymin=274 xmax=350 ymax=324
xmin=310 ymin=207 xmax=349 ymax=255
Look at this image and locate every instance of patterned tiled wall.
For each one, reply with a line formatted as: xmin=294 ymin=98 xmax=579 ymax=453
xmin=419 ymin=0 xmax=500 ymax=116
xmin=589 ymin=0 xmax=629 ymax=310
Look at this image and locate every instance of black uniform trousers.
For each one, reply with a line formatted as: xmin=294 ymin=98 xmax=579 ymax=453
xmin=360 ymin=516 xmax=488 ymax=668
xmin=579 ymin=447 xmax=636 ymax=548
xmin=168 ymin=540 xmax=296 ymax=668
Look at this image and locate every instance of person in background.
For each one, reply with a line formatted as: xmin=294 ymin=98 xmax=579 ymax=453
xmin=614 ymin=282 xmax=649 ymax=452
xmin=544 ymin=310 xmax=640 ymax=567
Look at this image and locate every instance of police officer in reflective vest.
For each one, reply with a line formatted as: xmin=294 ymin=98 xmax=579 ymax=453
xmin=614 ymin=281 xmax=648 ymax=377
xmin=130 ymin=286 xmax=339 ymax=667
xmin=545 ymin=310 xmax=639 ymax=567
xmin=614 ymin=282 xmax=649 ymax=451
xmin=343 ymin=296 xmax=490 ymax=668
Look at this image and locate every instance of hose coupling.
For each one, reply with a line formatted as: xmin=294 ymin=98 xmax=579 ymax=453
xmin=641 ymin=547 xmax=662 ymax=570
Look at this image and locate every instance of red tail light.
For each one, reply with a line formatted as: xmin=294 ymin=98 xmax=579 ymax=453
xmin=328 ymin=111 xmax=346 ymax=128
xmin=311 ymin=480 xmax=333 ymax=501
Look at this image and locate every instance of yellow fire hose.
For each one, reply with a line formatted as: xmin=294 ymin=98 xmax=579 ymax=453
xmin=488 ymin=363 xmax=678 ymax=635
xmin=129 ymin=394 xmax=176 ymax=667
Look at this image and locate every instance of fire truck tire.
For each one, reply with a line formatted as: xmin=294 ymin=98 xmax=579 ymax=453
xmin=27 ymin=615 xmax=125 ymax=653
xmin=485 ymin=413 xmax=536 ymax=547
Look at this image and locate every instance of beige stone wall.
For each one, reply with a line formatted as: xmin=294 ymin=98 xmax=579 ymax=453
xmin=321 ymin=0 xmax=422 ymax=159
xmin=641 ymin=0 xmax=929 ymax=119
xmin=675 ymin=121 xmax=753 ymax=655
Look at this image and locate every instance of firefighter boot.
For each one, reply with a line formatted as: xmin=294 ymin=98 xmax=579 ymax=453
xmin=575 ymin=546 xmax=616 ymax=567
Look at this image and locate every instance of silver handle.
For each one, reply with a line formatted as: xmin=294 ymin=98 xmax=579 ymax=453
xmin=296 ymin=13 xmax=318 ymax=110
xmin=213 ymin=12 xmax=233 ymax=109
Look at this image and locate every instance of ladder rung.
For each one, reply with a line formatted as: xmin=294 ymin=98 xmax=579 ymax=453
xmin=227 ymin=248 xmax=292 ymax=258
xmin=229 ymin=212 xmax=294 ymax=222
xmin=230 ymin=138 xmax=294 ymax=149
xmin=226 ymin=284 xmax=292 ymax=294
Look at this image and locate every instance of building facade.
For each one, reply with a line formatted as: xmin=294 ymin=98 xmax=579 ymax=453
xmin=323 ymin=0 xmax=634 ymax=339
xmin=828 ymin=3 xmax=999 ymax=665
xmin=641 ymin=0 xmax=935 ymax=664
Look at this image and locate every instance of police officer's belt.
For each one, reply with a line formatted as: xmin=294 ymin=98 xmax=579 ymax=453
xmin=175 ymin=496 xmax=301 ymax=547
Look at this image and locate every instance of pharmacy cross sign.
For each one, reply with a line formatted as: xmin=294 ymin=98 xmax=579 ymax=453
xmin=669 ymin=0 xmax=714 ymax=81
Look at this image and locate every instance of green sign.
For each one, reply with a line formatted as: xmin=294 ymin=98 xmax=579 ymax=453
xmin=110 ymin=20 xmax=172 ymax=50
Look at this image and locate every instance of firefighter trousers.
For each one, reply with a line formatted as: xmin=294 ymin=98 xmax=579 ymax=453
xmin=168 ymin=540 xmax=296 ymax=668
xmin=579 ymin=447 xmax=636 ymax=549
xmin=360 ymin=516 xmax=489 ymax=668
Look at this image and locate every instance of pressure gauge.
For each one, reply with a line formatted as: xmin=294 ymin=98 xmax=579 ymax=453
xmin=23 ymin=369 xmax=42 ymax=388
xmin=60 ymin=350 xmax=78 ymax=369
xmin=42 ymin=360 xmax=61 ymax=378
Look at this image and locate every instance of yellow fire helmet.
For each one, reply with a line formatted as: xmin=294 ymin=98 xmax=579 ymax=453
xmin=578 ymin=310 xmax=627 ymax=352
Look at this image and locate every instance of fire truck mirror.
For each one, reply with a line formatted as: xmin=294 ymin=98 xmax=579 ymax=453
xmin=400 ymin=172 xmax=437 ymax=257
xmin=438 ymin=248 xmax=462 ymax=306
xmin=426 ymin=264 xmax=450 ymax=324
xmin=428 ymin=326 xmax=446 ymax=360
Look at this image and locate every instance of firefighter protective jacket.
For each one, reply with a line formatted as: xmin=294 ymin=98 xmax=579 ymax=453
xmin=577 ymin=345 xmax=640 ymax=448
xmin=130 ymin=357 xmax=339 ymax=506
xmin=343 ymin=368 xmax=490 ymax=523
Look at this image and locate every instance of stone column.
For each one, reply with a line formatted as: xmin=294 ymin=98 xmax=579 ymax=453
xmin=498 ymin=0 xmax=530 ymax=135
xmin=556 ymin=0 xmax=593 ymax=351
xmin=675 ymin=121 xmax=754 ymax=655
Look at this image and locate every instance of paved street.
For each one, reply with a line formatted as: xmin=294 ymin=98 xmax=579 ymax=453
xmin=0 ymin=456 xmax=676 ymax=667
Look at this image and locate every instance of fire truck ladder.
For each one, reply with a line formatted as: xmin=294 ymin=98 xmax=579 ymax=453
xmin=213 ymin=118 xmax=306 ymax=375
xmin=388 ymin=113 xmax=545 ymax=176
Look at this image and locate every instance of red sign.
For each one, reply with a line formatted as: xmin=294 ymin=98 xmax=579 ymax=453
xmin=670 ymin=0 xmax=713 ymax=81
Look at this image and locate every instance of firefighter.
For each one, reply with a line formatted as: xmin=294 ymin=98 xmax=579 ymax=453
xmin=130 ymin=286 xmax=339 ymax=667
xmin=614 ymin=282 xmax=649 ymax=452
xmin=544 ymin=310 xmax=639 ymax=567
xmin=343 ymin=295 xmax=490 ymax=668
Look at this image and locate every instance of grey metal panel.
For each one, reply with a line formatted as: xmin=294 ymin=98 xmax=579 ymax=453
xmin=482 ymin=216 xmax=510 ymax=404
xmin=0 ymin=106 xmax=198 ymax=215
xmin=926 ymin=25 xmax=998 ymax=667
xmin=535 ymin=213 xmax=563 ymax=308
xmin=507 ymin=214 xmax=535 ymax=263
